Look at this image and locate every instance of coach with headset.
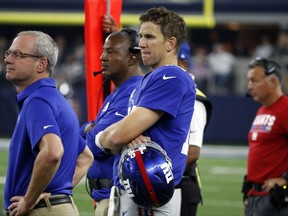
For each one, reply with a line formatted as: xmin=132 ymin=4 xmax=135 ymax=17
xmin=242 ymin=57 xmax=288 ymax=215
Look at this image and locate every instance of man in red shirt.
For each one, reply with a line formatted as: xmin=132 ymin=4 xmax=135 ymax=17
xmin=243 ymin=57 xmax=288 ymax=215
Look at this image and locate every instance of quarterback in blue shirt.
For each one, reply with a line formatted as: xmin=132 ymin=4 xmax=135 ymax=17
xmin=96 ymin=7 xmax=196 ymax=216
xmin=4 ymin=31 xmax=93 ymax=216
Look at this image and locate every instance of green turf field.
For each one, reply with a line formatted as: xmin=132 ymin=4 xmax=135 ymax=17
xmin=0 ymin=148 xmax=247 ymax=216
xmin=197 ymin=157 xmax=246 ymax=216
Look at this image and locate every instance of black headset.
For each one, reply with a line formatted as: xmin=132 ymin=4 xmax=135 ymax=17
xmin=120 ymin=28 xmax=141 ymax=54
xmin=249 ymin=56 xmax=280 ymax=76
xmin=254 ymin=57 xmax=277 ymax=75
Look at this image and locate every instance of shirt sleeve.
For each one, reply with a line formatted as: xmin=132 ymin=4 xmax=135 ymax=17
xmin=78 ymin=135 xmax=87 ymax=155
xmin=25 ymin=97 xmax=60 ymax=152
xmin=138 ymin=68 xmax=192 ymax=117
xmin=188 ymin=100 xmax=207 ymax=148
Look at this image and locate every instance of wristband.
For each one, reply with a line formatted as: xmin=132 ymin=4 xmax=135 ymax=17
xmin=95 ymin=131 xmax=105 ymax=150
xmin=95 ymin=131 xmax=111 ymax=154
xmin=282 ymin=172 xmax=288 ymax=183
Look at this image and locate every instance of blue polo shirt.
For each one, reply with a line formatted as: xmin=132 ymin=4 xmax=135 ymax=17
xmin=85 ymin=76 xmax=142 ymax=200
xmin=126 ymin=65 xmax=195 ymax=185
xmin=4 ymin=78 xmax=85 ymax=209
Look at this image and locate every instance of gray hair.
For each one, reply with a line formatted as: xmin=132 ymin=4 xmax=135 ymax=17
xmin=17 ymin=31 xmax=58 ymax=75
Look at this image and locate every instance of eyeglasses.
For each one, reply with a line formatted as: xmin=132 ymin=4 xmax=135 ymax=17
xmin=5 ymin=50 xmax=42 ymax=60
xmin=253 ymin=56 xmax=276 ymax=76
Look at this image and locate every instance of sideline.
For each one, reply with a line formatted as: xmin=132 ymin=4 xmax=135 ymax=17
xmin=0 ymin=138 xmax=248 ymax=158
xmin=0 ymin=138 xmax=10 ymax=151
xmin=201 ymin=144 xmax=248 ymax=159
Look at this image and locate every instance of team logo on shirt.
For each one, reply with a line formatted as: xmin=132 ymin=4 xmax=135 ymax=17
xmin=16 ymin=114 xmax=21 ymax=124
xmin=128 ymin=89 xmax=137 ymax=114
xmin=43 ymin=125 xmax=54 ymax=129
xmin=115 ymin=112 xmax=125 ymax=117
xmin=162 ymin=74 xmax=176 ymax=80
xmin=102 ymin=102 xmax=110 ymax=112
xmin=251 ymin=114 xmax=276 ymax=133
xmin=250 ymin=114 xmax=276 ymax=141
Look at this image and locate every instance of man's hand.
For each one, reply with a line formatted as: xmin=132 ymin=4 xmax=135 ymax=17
xmin=8 ymin=193 xmax=50 ymax=216
xmin=128 ymin=135 xmax=151 ymax=148
xmin=102 ymin=15 xmax=119 ymax=33
xmin=84 ymin=122 xmax=96 ymax=134
xmin=263 ymin=177 xmax=287 ymax=192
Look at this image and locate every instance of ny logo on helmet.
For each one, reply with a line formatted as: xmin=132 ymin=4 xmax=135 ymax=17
xmin=161 ymin=163 xmax=174 ymax=184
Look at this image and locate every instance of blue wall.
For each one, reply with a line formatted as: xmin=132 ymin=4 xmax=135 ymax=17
xmin=0 ymin=85 xmax=261 ymax=144
xmin=0 ymin=79 xmax=18 ymax=138
xmin=204 ymin=94 xmax=260 ymax=145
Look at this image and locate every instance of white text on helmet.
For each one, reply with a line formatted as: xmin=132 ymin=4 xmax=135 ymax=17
xmin=161 ymin=163 xmax=174 ymax=184
xmin=122 ymin=179 xmax=134 ymax=197
xmin=127 ymin=145 xmax=146 ymax=158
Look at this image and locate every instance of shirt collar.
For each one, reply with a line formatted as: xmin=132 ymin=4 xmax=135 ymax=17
xmin=16 ymin=78 xmax=56 ymax=103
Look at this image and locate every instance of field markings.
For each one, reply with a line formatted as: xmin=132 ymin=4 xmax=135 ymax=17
xmin=0 ymin=176 xmax=5 ymax=184
xmin=201 ymin=145 xmax=248 ymax=159
xmin=210 ymin=166 xmax=246 ymax=175
xmin=201 ymin=199 xmax=243 ymax=207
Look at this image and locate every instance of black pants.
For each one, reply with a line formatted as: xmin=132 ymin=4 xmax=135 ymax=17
xmin=179 ymin=176 xmax=201 ymax=216
xmin=246 ymin=195 xmax=288 ymax=216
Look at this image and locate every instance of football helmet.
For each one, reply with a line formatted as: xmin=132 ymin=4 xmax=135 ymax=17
xmin=118 ymin=141 xmax=175 ymax=207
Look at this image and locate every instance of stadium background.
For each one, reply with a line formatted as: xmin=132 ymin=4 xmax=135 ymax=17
xmin=0 ymin=0 xmax=287 ymax=144
xmin=0 ymin=0 xmax=288 ymax=215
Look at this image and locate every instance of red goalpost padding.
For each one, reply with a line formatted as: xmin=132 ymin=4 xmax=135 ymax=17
xmin=84 ymin=0 xmax=122 ymax=121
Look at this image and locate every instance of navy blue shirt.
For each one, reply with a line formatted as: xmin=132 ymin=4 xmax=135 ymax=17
xmin=85 ymin=76 xmax=142 ymax=200
xmin=126 ymin=65 xmax=195 ymax=185
xmin=4 ymin=78 xmax=86 ymax=209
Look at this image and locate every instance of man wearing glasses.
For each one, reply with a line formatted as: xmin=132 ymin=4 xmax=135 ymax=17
xmin=4 ymin=31 xmax=93 ymax=216
xmin=242 ymin=57 xmax=288 ymax=215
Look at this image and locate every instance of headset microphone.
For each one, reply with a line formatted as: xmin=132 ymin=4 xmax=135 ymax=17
xmin=93 ymin=71 xmax=102 ymax=76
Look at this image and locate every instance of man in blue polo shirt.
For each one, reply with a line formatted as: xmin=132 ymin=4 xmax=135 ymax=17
xmin=4 ymin=31 xmax=93 ymax=216
xmin=80 ymin=28 xmax=143 ymax=216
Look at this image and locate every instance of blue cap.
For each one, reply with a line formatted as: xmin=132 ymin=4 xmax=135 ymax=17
xmin=177 ymin=41 xmax=190 ymax=62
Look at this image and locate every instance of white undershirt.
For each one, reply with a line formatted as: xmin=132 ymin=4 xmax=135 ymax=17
xmin=188 ymin=100 xmax=207 ymax=148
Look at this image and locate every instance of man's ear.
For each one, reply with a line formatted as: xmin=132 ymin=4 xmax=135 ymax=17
xmin=166 ymin=37 xmax=177 ymax=52
xmin=128 ymin=54 xmax=137 ymax=66
xmin=270 ymin=75 xmax=280 ymax=87
xmin=37 ymin=57 xmax=49 ymax=73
